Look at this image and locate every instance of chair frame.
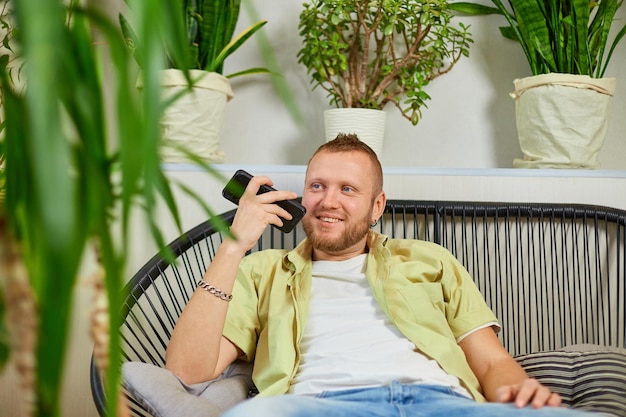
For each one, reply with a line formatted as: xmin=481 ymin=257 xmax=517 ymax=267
xmin=91 ymin=200 xmax=626 ymax=416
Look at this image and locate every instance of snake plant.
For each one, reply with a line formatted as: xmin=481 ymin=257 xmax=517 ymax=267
xmin=120 ymin=0 xmax=269 ymax=78
xmin=451 ymin=0 xmax=626 ymax=77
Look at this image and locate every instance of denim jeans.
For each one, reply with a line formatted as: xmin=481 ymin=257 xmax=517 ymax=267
xmin=221 ymin=381 xmax=594 ymax=417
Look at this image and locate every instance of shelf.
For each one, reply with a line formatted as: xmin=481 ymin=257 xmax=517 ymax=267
xmin=162 ymin=163 xmax=626 ymax=179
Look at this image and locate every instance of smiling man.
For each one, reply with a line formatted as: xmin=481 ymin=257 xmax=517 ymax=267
xmin=301 ymin=143 xmax=384 ymax=261
xmin=165 ymin=134 xmax=592 ymax=417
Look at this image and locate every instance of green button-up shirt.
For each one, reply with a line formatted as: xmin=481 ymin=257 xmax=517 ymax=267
xmin=223 ymin=230 xmax=498 ymax=402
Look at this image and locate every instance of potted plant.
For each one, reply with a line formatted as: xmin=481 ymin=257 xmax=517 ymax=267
xmin=120 ymin=0 xmax=269 ymax=163
xmin=0 ymin=0 xmax=228 ymax=416
xmin=297 ymin=0 xmax=473 ymax=157
xmin=451 ymin=0 xmax=626 ymax=168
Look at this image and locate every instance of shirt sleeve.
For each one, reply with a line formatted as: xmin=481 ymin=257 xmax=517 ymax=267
xmin=436 ymin=245 xmax=501 ymax=340
xmin=223 ymin=256 xmax=262 ymax=362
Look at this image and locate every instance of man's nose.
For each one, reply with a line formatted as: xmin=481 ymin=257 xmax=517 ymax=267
xmin=320 ymin=189 xmax=340 ymax=208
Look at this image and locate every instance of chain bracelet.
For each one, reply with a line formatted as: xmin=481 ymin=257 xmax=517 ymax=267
xmin=197 ymin=280 xmax=233 ymax=301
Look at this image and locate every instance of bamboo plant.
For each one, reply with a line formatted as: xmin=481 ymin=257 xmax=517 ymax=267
xmin=0 ymin=0 xmax=227 ymax=416
xmin=451 ymin=0 xmax=626 ymax=77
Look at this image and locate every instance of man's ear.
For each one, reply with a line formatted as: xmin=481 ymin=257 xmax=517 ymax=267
xmin=372 ymin=191 xmax=387 ymax=222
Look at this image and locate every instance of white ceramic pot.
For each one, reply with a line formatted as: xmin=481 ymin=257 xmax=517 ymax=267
xmin=512 ymin=73 xmax=616 ymax=169
xmin=323 ymin=108 xmax=386 ymax=160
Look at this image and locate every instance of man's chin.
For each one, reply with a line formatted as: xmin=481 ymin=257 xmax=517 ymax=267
xmin=317 ymin=221 xmax=344 ymax=232
xmin=304 ymin=217 xmax=369 ymax=250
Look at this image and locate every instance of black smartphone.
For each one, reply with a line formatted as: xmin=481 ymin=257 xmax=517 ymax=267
xmin=222 ymin=169 xmax=306 ymax=233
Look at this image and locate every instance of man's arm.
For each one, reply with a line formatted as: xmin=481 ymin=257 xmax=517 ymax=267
xmin=459 ymin=327 xmax=562 ymax=408
xmin=165 ymin=175 xmax=298 ymax=385
xmin=164 ymin=238 xmax=247 ymax=384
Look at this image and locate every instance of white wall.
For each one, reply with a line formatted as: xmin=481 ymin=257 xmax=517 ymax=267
xmin=221 ymin=0 xmax=626 ymax=169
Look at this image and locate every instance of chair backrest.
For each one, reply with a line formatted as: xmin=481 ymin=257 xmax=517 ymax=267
xmin=91 ymin=200 xmax=626 ymax=416
xmin=380 ymin=201 xmax=626 ymax=355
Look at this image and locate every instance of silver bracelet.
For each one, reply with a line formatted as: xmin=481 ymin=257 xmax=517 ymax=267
xmin=197 ymin=280 xmax=233 ymax=301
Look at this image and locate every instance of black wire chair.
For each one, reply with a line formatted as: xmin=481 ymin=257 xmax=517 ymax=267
xmin=91 ymin=200 xmax=626 ymax=416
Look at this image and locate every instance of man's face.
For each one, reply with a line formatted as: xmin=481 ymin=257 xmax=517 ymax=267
xmin=301 ymin=150 xmax=384 ymax=261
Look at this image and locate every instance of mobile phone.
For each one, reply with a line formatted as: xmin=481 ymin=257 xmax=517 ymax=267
xmin=222 ymin=169 xmax=306 ymax=233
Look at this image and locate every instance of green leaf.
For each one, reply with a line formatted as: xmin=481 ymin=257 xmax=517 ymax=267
xmin=226 ymin=66 xmax=271 ymax=78
xmin=569 ymin=0 xmax=592 ymax=74
xmin=159 ymin=0 xmax=191 ymax=70
xmin=599 ymin=21 xmax=626 ymax=77
xmin=509 ymin=0 xmax=557 ymax=74
xmin=499 ymin=26 xmax=518 ymax=41
xmin=118 ymin=14 xmax=143 ymax=68
xmin=206 ymin=20 xmax=267 ymax=72
xmin=449 ymin=2 xmax=502 ymax=15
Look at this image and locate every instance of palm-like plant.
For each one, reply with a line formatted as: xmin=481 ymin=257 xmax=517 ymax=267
xmin=451 ymin=0 xmax=626 ymax=77
xmin=0 ymin=1 xmax=228 ymax=416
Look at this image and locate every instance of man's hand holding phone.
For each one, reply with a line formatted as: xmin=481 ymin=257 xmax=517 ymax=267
xmin=222 ymin=170 xmax=306 ymax=238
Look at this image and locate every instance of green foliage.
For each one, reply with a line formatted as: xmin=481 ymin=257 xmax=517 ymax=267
xmin=297 ymin=0 xmax=473 ymax=125
xmin=120 ymin=0 xmax=269 ymax=77
xmin=0 ymin=0 xmax=20 ymax=134
xmin=0 ymin=1 xmax=18 ymax=84
xmin=0 ymin=0 xmax=229 ymax=416
xmin=451 ymin=0 xmax=626 ymax=77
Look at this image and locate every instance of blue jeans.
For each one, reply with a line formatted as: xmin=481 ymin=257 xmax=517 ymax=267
xmin=221 ymin=382 xmax=594 ymax=417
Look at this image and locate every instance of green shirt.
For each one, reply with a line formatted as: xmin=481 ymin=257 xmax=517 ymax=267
xmin=223 ymin=230 xmax=498 ymax=401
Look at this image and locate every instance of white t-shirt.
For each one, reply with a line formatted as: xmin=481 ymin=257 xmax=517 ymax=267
xmin=289 ymin=254 xmax=472 ymax=398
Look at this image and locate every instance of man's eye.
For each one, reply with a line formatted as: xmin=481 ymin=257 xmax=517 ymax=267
xmin=312 ymin=183 xmax=322 ymax=190
xmin=342 ymin=186 xmax=353 ymax=193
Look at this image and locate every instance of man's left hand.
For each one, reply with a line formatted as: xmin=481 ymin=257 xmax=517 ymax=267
xmin=496 ymin=378 xmax=562 ymax=408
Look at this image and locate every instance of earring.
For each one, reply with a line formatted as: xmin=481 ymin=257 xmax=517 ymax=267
xmin=370 ymin=219 xmax=378 ymax=228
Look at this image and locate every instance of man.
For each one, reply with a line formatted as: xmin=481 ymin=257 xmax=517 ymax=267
xmin=166 ymin=134 xmax=591 ymax=416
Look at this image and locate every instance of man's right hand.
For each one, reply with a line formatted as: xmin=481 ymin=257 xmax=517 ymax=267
xmin=228 ymin=175 xmax=298 ymax=252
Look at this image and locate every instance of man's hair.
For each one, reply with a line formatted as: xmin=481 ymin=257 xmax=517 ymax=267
xmin=309 ymin=133 xmax=383 ymax=195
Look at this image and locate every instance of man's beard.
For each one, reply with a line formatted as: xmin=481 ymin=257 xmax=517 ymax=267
xmin=302 ymin=211 xmax=371 ymax=254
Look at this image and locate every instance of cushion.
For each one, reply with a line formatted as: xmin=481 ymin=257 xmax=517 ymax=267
xmin=514 ymin=344 xmax=626 ymax=417
xmin=122 ymin=360 xmax=254 ymax=417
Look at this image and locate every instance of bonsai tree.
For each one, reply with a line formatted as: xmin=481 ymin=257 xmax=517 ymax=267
xmin=297 ymin=0 xmax=473 ymax=125
xmin=451 ymin=0 xmax=626 ymax=77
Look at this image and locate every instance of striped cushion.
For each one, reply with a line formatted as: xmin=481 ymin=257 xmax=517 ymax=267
xmin=514 ymin=345 xmax=626 ymax=417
